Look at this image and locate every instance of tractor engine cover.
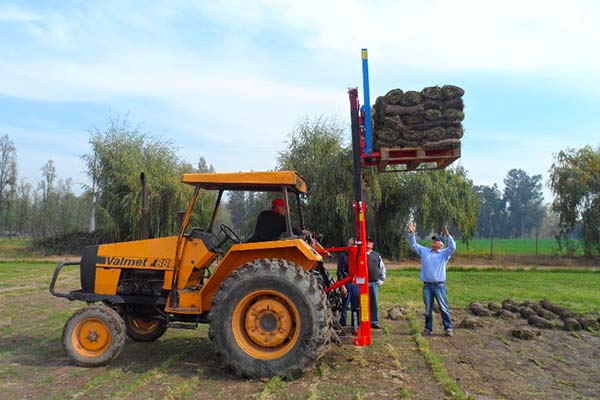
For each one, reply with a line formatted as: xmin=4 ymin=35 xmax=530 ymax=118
xmin=117 ymin=269 xmax=165 ymax=297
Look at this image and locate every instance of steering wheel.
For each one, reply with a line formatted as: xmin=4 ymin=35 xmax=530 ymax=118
xmin=218 ymin=223 xmax=241 ymax=245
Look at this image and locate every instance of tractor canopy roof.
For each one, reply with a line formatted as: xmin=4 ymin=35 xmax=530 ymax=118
xmin=181 ymin=171 xmax=307 ymax=193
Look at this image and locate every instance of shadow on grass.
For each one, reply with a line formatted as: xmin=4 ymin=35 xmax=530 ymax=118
xmin=0 ymin=333 xmax=239 ymax=380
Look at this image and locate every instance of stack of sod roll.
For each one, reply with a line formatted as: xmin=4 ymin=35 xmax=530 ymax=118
xmin=372 ymin=85 xmax=465 ymax=150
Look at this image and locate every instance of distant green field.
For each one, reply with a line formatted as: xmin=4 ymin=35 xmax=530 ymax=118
xmin=0 ymin=237 xmax=32 ymax=246
xmin=436 ymin=238 xmax=583 ymax=256
xmin=0 ymin=236 xmax=585 ymax=258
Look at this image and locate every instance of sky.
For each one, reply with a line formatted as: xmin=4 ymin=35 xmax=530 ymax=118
xmin=1 ymin=0 xmax=599 ymax=201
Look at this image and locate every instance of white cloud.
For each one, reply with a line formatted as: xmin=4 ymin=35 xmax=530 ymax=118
xmin=272 ymin=0 xmax=600 ymax=75
xmin=2 ymin=0 xmax=599 ymax=192
xmin=0 ymin=5 xmax=40 ymax=22
xmin=3 ymin=1 xmax=600 ymax=103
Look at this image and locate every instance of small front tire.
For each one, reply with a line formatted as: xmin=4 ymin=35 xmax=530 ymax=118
xmin=62 ymin=305 xmax=126 ymax=367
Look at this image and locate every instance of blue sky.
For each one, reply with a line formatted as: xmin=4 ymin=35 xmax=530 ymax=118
xmin=1 ymin=0 xmax=599 ymax=201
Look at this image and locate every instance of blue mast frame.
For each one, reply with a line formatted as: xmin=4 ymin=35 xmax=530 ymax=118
xmin=361 ymin=48 xmax=373 ymax=155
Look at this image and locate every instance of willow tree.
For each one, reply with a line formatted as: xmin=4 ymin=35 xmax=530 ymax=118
xmin=83 ymin=117 xmax=214 ymax=241
xmin=277 ymin=117 xmax=354 ymax=246
xmin=277 ymin=116 xmax=478 ymax=257
xmin=409 ymin=165 xmax=478 ymax=247
xmin=367 ymin=172 xmax=415 ymax=258
xmin=549 ymin=145 xmax=600 ymax=256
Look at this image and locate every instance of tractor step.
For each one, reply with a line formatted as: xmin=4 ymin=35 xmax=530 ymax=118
xmin=167 ymin=322 xmax=198 ymax=330
xmin=164 ymin=306 xmax=200 ymax=313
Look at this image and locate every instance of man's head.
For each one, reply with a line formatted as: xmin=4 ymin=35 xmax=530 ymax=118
xmin=347 ymin=237 xmax=355 ymax=247
xmin=367 ymin=237 xmax=374 ymax=251
xmin=431 ymin=235 xmax=444 ymax=251
xmin=271 ymin=198 xmax=285 ymax=215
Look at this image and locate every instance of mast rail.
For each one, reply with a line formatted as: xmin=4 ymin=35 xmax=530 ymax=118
xmin=362 ymin=144 xmax=461 ymax=172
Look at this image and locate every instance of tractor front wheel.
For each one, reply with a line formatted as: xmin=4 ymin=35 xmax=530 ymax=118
xmin=62 ymin=305 xmax=126 ymax=367
xmin=209 ymin=258 xmax=331 ymax=378
xmin=124 ymin=314 xmax=168 ymax=342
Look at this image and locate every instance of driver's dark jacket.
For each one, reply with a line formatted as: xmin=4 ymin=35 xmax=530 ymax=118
xmin=247 ymin=210 xmax=301 ymax=242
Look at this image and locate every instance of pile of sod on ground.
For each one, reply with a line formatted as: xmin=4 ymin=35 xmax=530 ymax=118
xmin=373 ymin=85 xmax=464 ymax=150
xmin=466 ymin=298 xmax=600 ymax=333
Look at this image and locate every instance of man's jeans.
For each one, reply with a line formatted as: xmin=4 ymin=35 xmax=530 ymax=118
xmin=423 ymin=282 xmax=452 ymax=332
xmin=340 ymin=282 xmax=354 ymax=326
xmin=369 ymin=282 xmax=380 ymax=325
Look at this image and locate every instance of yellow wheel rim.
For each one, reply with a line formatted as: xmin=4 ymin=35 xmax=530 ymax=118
xmin=128 ymin=317 xmax=160 ymax=334
xmin=71 ymin=318 xmax=112 ymax=358
xmin=232 ymin=290 xmax=300 ymax=360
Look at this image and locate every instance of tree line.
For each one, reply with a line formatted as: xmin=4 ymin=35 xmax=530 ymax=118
xmin=475 ymin=170 xmax=547 ymax=239
xmin=0 ymin=136 xmax=91 ymax=242
xmin=0 ymin=117 xmax=598 ymax=257
xmin=0 ymin=120 xmax=217 ymax=249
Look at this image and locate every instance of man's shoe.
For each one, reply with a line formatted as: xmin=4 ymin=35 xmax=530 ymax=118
xmin=421 ymin=329 xmax=432 ymax=336
xmin=445 ymin=329 xmax=454 ymax=337
xmin=371 ymin=324 xmax=382 ymax=329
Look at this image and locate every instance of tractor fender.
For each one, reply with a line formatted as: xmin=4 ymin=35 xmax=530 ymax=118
xmin=199 ymin=239 xmax=321 ymax=312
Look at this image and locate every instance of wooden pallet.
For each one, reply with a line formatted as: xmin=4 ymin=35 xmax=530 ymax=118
xmin=363 ymin=144 xmax=461 ymax=172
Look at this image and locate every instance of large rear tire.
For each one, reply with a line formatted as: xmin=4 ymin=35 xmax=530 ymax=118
xmin=62 ymin=305 xmax=126 ymax=367
xmin=209 ymin=258 xmax=331 ymax=378
xmin=311 ymin=262 xmax=344 ymax=315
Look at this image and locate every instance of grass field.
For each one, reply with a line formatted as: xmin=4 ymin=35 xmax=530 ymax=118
xmin=0 ymin=237 xmax=36 ymax=258
xmin=411 ymin=238 xmax=584 ymax=257
xmin=382 ymin=268 xmax=600 ymax=314
xmin=1 ymin=261 xmax=600 ymax=399
xmin=0 ymin=236 xmax=589 ymax=259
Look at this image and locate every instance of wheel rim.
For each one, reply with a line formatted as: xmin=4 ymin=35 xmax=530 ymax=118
xmin=128 ymin=317 xmax=160 ymax=334
xmin=71 ymin=318 xmax=112 ymax=357
xmin=232 ymin=290 xmax=300 ymax=360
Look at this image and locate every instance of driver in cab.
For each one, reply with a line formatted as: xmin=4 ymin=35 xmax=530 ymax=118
xmin=247 ymin=198 xmax=310 ymax=242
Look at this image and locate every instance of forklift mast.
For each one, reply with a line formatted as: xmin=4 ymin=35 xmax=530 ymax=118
xmin=346 ymin=48 xmax=373 ymax=346
xmin=323 ymin=49 xmax=461 ymax=347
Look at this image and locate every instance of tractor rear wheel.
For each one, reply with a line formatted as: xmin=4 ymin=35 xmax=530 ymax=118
xmin=209 ymin=258 xmax=331 ymax=378
xmin=124 ymin=315 xmax=168 ymax=342
xmin=62 ymin=305 xmax=126 ymax=367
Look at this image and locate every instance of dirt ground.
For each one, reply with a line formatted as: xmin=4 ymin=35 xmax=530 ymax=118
xmin=425 ymin=309 xmax=600 ymax=399
xmin=1 ymin=264 xmax=600 ymax=399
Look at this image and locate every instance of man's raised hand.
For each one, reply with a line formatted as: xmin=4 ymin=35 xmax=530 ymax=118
xmin=408 ymin=222 xmax=416 ymax=233
xmin=444 ymin=226 xmax=451 ymax=237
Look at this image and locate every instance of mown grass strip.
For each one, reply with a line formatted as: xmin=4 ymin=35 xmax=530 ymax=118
xmin=111 ymin=352 xmax=188 ymax=400
xmin=69 ymin=368 xmax=125 ymax=399
xmin=0 ymin=261 xmax=57 ymax=276
xmin=0 ymin=282 xmax=50 ymax=293
xmin=0 ymin=267 xmax=77 ymax=281
xmin=258 ymin=376 xmax=286 ymax=400
xmin=0 ymin=287 xmax=51 ymax=298
xmin=162 ymin=375 xmax=200 ymax=400
xmin=407 ymin=310 xmax=469 ymax=400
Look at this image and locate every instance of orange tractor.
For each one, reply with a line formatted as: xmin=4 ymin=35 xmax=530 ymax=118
xmin=50 ymin=171 xmax=338 ymax=378
xmin=50 ymin=48 xmax=461 ymax=378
